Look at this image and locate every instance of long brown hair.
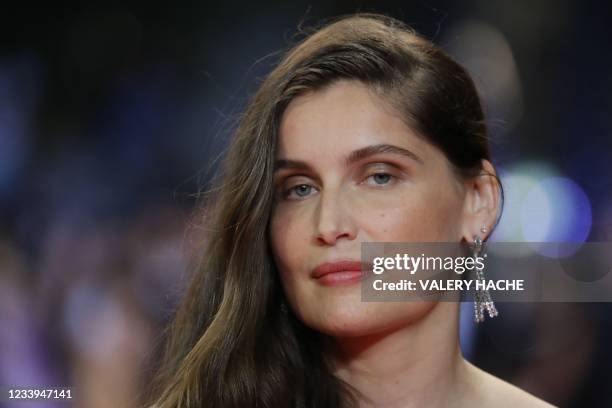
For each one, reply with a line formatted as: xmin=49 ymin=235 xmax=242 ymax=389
xmin=149 ymin=13 xmax=495 ymax=407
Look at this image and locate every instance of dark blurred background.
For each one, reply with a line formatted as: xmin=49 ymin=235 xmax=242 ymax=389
xmin=1 ymin=1 xmax=611 ymax=407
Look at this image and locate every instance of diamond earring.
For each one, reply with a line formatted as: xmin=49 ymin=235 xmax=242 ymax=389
xmin=472 ymin=234 xmax=499 ymax=323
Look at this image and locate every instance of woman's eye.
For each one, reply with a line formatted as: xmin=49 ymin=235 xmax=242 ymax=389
xmin=365 ymin=172 xmax=394 ymax=186
xmin=286 ymin=184 xmax=315 ymax=199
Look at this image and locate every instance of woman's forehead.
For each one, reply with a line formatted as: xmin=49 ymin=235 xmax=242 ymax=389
xmin=277 ymin=81 xmax=429 ymax=163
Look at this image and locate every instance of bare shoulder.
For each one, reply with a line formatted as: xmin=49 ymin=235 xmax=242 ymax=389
xmin=461 ymin=360 xmax=558 ymax=408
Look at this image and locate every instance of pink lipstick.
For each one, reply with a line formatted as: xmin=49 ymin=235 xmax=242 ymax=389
xmin=311 ymin=260 xmax=364 ymax=286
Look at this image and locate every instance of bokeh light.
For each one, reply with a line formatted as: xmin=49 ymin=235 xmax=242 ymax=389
xmin=521 ymin=177 xmax=592 ymax=246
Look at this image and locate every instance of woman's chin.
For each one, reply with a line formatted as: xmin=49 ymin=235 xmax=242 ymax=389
xmin=302 ymin=302 xmax=436 ymax=338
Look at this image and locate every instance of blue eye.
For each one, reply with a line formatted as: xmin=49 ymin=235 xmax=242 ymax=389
xmin=368 ymin=172 xmax=393 ymax=185
xmin=287 ymin=184 xmax=314 ymax=199
xmin=295 ymin=184 xmax=312 ymax=196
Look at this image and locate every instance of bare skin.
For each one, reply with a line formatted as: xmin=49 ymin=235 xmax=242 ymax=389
xmin=269 ymin=79 xmax=555 ymax=407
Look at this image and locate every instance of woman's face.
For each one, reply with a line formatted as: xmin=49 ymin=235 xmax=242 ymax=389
xmin=269 ymin=80 xmax=468 ymax=337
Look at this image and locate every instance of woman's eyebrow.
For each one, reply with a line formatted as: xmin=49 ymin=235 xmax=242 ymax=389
xmin=274 ymin=143 xmax=423 ymax=173
xmin=345 ymin=143 xmax=423 ymax=166
xmin=274 ymin=158 xmax=313 ymax=173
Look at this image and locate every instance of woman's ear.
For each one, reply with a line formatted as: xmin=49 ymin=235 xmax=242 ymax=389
xmin=460 ymin=159 xmax=502 ymax=242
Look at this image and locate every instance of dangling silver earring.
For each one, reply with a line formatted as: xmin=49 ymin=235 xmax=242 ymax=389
xmin=472 ymin=234 xmax=499 ymax=323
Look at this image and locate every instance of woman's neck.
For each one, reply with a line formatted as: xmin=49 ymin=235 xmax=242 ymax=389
xmin=326 ymin=302 xmax=468 ymax=408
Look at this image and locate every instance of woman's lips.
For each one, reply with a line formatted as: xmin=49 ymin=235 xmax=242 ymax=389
xmin=311 ymin=260 xmax=365 ymax=286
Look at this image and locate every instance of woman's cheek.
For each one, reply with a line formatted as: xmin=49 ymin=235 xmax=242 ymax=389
xmin=351 ymin=188 xmax=427 ymax=240
xmin=357 ymin=177 xmax=463 ymax=241
xmin=271 ymin=208 xmax=310 ymax=271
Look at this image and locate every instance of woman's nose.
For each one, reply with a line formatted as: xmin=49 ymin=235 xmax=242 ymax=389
xmin=314 ymin=189 xmax=357 ymax=246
